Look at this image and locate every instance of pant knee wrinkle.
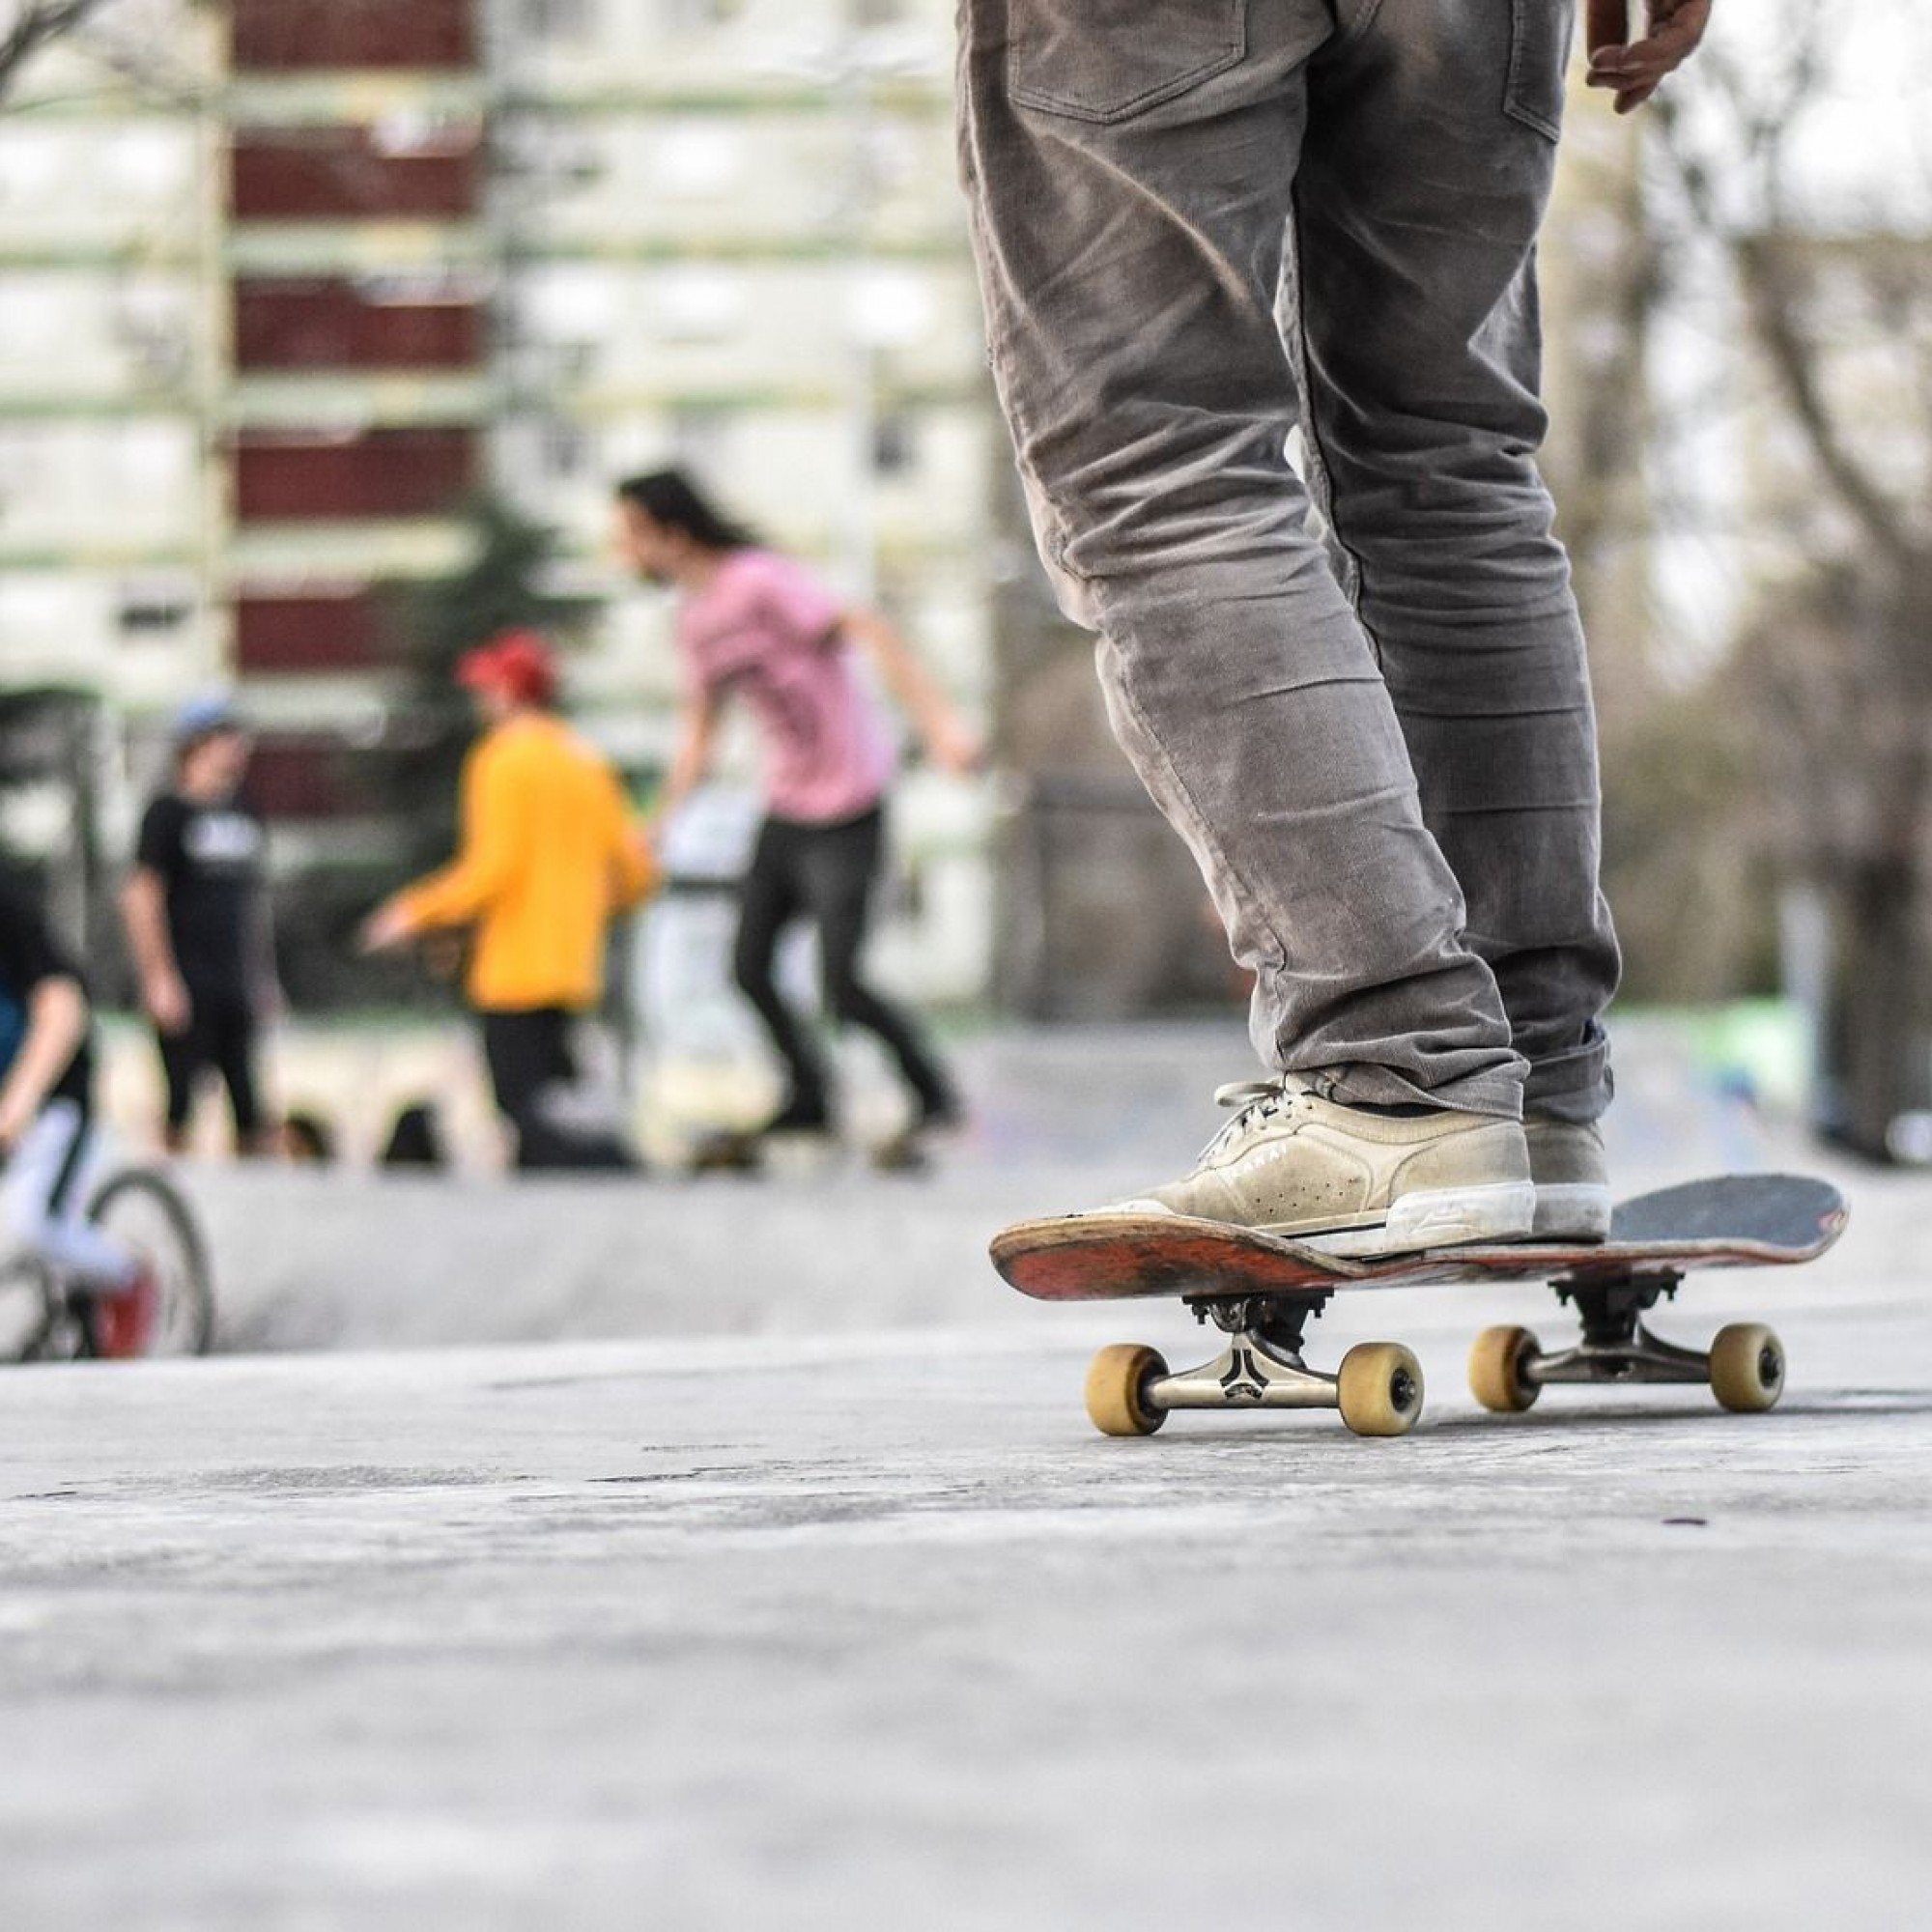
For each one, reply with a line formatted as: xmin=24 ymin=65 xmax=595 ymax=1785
xmin=1096 ymin=606 xmax=1291 ymax=980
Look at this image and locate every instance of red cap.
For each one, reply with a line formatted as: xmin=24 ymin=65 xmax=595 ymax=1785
xmin=456 ymin=630 xmax=557 ymax=706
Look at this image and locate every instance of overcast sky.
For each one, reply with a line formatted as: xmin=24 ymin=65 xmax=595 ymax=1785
xmin=1696 ymin=0 xmax=1932 ymax=228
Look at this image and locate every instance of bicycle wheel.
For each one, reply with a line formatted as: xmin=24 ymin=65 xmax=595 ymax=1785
xmin=84 ymin=1168 xmax=215 ymax=1357
xmin=0 ymin=1253 xmax=61 ymax=1364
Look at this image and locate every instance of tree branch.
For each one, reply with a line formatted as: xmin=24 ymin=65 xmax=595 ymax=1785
xmin=0 ymin=0 xmax=115 ymax=104
xmin=1731 ymin=234 xmax=1924 ymax=578
xmin=1652 ymin=87 xmax=1927 ymax=585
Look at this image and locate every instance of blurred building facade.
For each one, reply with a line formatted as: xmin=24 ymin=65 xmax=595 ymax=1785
xmin=0 ymin=0 xmax=997 ymax=1005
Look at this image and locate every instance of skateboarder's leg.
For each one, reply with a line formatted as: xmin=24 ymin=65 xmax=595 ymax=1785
xmin=1291 ymin=4 xmax=1620 ymax=1134
xmin=155 ymin=1009 xmax=206 ymax=1151
xmin=1285 ymin=7 xmax=1618 ymax=1234
xmin=958 ymin=0 xmax=1523 ymax=1120
xmin=959 ymin=0 xmax=1534 ymax=1249
xmin=479 ymin=1006 xmax=572 ymax=1170
xmin=732 ymin=817 xmax=832 ymax=1131
xmin=798 ymin=810 xmax=958 ymax=1127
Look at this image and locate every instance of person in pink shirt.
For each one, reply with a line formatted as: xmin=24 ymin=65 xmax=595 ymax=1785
xmin=615 ymin=468 xmax=981 ymax=1142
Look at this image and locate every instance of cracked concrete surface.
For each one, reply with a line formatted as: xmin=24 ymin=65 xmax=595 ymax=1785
xmin=1 ymin=1022 xmax=1926 ymax=1929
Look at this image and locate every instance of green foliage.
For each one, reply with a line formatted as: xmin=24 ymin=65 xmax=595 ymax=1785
xmin=391 ymin=494 xmax=578 ymax=686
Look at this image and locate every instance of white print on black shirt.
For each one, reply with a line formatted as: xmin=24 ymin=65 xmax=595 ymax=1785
xmin=184 ymin=811 xmax=264 ymax=870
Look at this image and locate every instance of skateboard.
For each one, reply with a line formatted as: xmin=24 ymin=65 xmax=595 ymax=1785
xmin=989 ymin=1174 xmax=1848 ymax=1439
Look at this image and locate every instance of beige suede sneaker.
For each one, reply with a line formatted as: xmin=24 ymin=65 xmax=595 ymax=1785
xmin=1092 ymin=1078 xmax=1534 ymax=1259
xmin=1523 ymin=1117 xmax=1611 ymax=1241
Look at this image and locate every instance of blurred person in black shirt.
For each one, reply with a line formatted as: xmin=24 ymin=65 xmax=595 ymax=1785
xmin=122 ymin=696 xmax=278 ymax=1155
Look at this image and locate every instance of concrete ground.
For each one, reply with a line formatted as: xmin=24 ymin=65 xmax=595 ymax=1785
xmin=2 ymin=1021 xmax=1929 ymax=1929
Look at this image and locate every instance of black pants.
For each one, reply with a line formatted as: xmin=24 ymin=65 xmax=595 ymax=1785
xmin=157 ymin=990 xmax=261 ymax=1141
xmin=732 ymin=808 xmax=953 ymax=1122
xmin=480 ymin=1007 xmax=635 ymax=1172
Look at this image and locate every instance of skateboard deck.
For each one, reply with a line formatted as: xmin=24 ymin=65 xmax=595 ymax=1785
xmin=989 ymin=1175 xmax=1848 ymax=1439
xmin=991 ymin=1174 xmax=1846 ymax=1300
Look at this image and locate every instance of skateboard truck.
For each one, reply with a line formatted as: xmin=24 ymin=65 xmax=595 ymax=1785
xmin=1165 ymin=1293 xmax=1342 ymax=1411
xmin=1469 ymin=1264 xmax=1787 ymax=1414
xmin=1085 ymin=1293 xmax=1425 ymax=1438
xmin=1534 ymin=1267 xmax=1709 ymax=1387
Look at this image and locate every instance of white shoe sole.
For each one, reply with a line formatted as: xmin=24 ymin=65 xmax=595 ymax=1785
xmin=1530 ymin=1183 xmax=1612 ymax=1242
xmin=1296 ymin=1180 xmax=1537 ymax=1259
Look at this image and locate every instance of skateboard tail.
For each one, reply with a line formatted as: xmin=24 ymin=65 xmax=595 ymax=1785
xmin=989 ymin=1214 xmax=1366 ymax=1302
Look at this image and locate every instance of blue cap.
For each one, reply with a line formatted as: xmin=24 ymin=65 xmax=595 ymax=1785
xmin=173 ymin=693 xmax=242 ymax=745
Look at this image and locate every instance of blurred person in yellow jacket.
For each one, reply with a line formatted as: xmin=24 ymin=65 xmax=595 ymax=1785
xmin=360 ymin=631 xmax=658 ymax=1170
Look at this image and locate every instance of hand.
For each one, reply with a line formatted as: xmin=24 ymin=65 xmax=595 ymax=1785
xmin=1586 ymin=0 xmax=1713 ymax=115
xmin=358 ymin=903 xmax=415 ymax=955
xmin=143 ymin=969 xmax=191 ymax=1035
xmin=925 ymin=717 xmax=986 ymax=780
xmin=417 ymin=929 xmax=469 ymax=983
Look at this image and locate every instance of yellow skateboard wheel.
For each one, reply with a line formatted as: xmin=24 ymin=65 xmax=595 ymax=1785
xmin=1336 ymin=1342 xmax=1424 ymax=1437
xmin=1468 ymin=1324 xmax=1543 ymax=1413
xmin=1710 ymin=1322 xmax=1784 ymax=1412
xmin=1084 ymin=1344 xmax=1168 ymax=1436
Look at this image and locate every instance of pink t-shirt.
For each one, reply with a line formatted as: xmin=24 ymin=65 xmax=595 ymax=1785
xmin=677 ymin=549 xmax=896 ymax=824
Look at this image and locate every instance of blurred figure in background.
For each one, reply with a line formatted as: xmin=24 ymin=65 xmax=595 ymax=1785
xmin=275 ymin=1109 xmax=336 ymax=1164
xmin=0 ymin=876 xmax=154 ymax=1353
xmin=359 ymin=632 xmax=659 ymax=1173
xmin=612 ymin=468 xmax=980 ymax=1151
xmin=379 ymin=1099 xmax=447 ymax=1171
xmin=122 ymin=696 xmax=277 ymax=1157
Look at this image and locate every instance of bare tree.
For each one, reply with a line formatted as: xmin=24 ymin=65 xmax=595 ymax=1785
xmin=0 ymin=0 xmax=115 ymax=103
xmin=1648 ymin=4 xmax=1932 ymax=1153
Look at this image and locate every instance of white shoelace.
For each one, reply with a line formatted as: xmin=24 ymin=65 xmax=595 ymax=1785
xmin=1198 ymin=1079 xmax=1303 ymax=1163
